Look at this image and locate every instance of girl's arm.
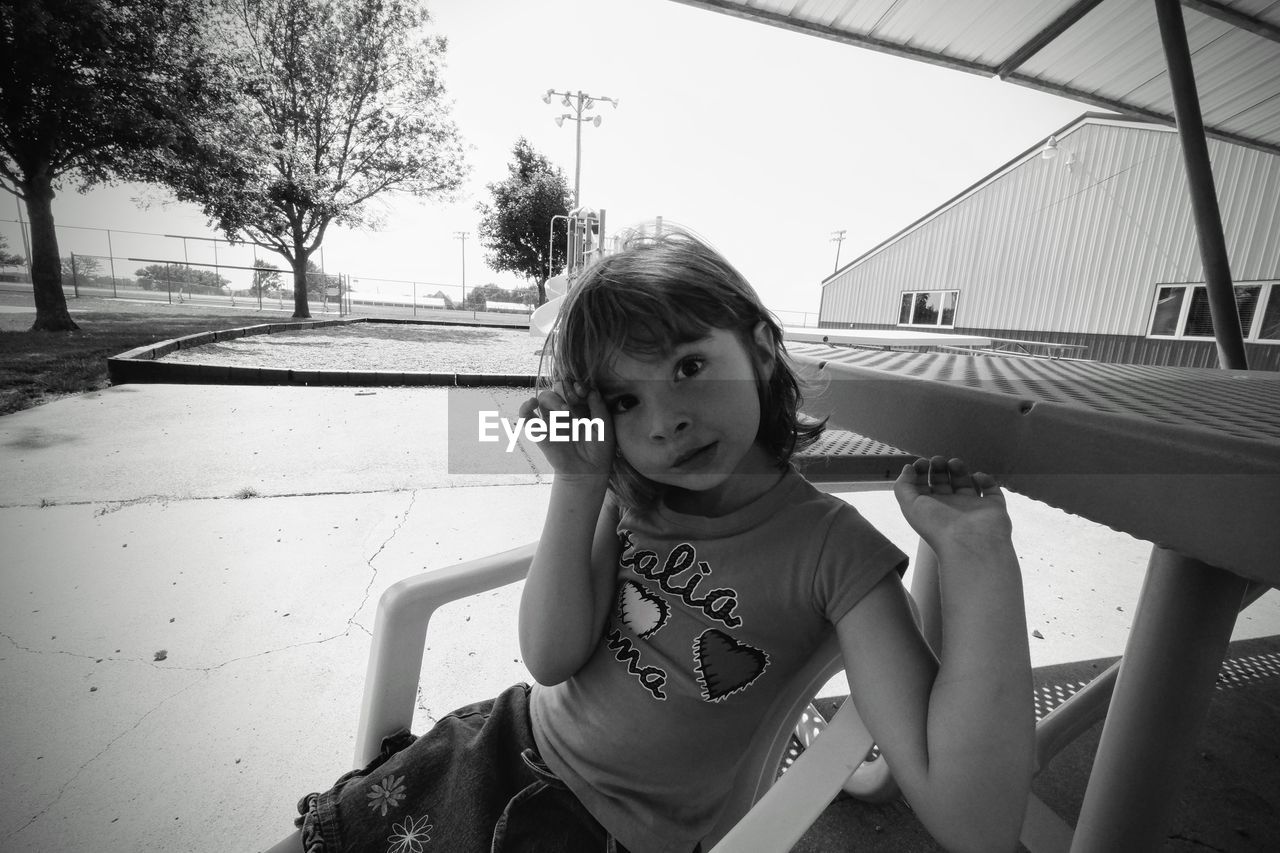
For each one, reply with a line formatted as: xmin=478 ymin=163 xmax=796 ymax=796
xmin=836 ymin=457 xmax=1033 ymax=853
xmin=517 ymin=385 xmax=622 ymax=685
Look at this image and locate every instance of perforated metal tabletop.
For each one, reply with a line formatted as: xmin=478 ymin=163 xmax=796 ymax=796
xmin=790 ymin=344 xmax=1280 ymax=584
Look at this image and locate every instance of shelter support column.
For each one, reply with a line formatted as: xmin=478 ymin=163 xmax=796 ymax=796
xmin=1070 ymin=548 xmax=1249 ymax=851
xmin=1153 ymin=0 xmax=1248 ymax=370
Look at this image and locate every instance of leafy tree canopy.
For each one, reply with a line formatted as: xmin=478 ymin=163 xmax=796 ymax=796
xmin=158 ymin=0 xmax=468 ymax=319
xmin=462 ymin=282 xmax=536 ymax=310
xmin=60 ymin=254 xmax=102 ymax=279
xmin=0 ymin=0 xmax=235 ymax=330
xmin=476 ymin=138 xmax=571 ymax=305
xmin=0 ymin=234 xmax=23 ymax=266
xmin=251 ymin=256 xmax=282 ymax=295
xmin=134 ymin=263 xmax=230 ymax=289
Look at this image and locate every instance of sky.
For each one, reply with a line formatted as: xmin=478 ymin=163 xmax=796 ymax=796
xmin=2 ymin=0 xmax=1090 ymax=321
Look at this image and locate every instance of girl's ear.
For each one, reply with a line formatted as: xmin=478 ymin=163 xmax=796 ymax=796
xmin=751 ymin=321 xmax=776 ymax=372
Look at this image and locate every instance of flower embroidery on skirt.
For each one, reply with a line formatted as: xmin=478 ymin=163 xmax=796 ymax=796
xmin=387 ymin=813 xmax=433 ymax=852
xmin=367 ymin=774 xmax=407 ymax=816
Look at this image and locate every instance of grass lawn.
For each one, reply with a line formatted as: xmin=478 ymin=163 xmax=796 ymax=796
xmin=0 ymin=291 xmax=308 ymax=415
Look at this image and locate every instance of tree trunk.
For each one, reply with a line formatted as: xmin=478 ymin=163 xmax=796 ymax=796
xmin=535 ymin=275 xmax=547 ymax=307
xmin=291 ymin=249 xmax=311 ymax=319
xmin=25 ymin=174 xmax=79 ymax=332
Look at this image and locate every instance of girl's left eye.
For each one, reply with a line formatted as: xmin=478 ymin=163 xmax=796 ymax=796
xmin=675 ymin=357 xmax=705 ymax=379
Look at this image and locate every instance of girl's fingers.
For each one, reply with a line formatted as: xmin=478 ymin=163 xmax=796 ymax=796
xmin=584 ymin=387 xmax=609 ymax=424
xmin=948 ymin=458 xmax=978 ymax=494
xmin=902 ymin=456 xmax=992 ymax=496
xmin=535 ymin=388 xmax=566 ymax=415
xmin=972 ymin=471 xmax=1001 ymax=499
xmin=894 ymin=458 xmax=931 ymax=503
xmin=927 ymin=455 xmax=952 ymax=494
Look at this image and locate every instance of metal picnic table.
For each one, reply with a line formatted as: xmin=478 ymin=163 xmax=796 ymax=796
xmin=787 ymin=341 xmax=1280 ymax=850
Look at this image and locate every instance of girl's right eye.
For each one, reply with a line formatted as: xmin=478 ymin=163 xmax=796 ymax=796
xmin=608 ymin=394 xmax=638 ymax=414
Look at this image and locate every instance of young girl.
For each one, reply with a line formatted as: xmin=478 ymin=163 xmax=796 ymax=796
xmin=288 ymin=227 xmax=1033 ymax=853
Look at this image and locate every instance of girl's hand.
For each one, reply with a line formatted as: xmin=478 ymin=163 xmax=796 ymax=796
xmin=893 ymin=456 xmax=1013 ymax=556
xmin=518 ymin=381 xmax=615 ymax=480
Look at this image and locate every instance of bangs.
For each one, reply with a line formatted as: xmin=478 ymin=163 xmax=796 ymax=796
xmin=550 ymin=275 xmax=743 ymax=387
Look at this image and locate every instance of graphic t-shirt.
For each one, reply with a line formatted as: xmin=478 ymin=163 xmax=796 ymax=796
xmin=529 ymin=468 xmax=909 ymax=853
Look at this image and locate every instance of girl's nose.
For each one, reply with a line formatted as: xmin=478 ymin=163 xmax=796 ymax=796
xmin=648 ymin=408 xmax=691 ymax=441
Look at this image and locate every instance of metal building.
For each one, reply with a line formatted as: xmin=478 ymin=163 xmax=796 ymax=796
xmin=819 ymin=113 xmax=1280 ymax=369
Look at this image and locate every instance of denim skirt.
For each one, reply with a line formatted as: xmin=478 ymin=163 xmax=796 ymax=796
xmin=296 ymin=684 xmax=627 ymax=852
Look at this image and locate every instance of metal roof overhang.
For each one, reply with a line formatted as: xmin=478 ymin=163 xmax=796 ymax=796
xmin=673 ymin=0 xmax=1277 ymax=369
xmin=669 ymin=0 xmax=1280 ymax=158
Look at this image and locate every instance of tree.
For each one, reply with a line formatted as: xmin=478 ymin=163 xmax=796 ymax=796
xmin=251 ymin=256 xmax=282 ymax=296
xmin=303 ymin=259 xmax=338 ymax=297
xmin=158 ymin=0 xmax=467 ymax=319
xmin=60 ymin=254 xmax=102 ymax=281
xmin=134 ymin=263 xmax=230 ymax=291
xmin=462 ymin=282 xmax=535 ymax=311
xmin=0 ymin=234 xmax=23 ymax=266
xmin=476 ymin=138 xmax=571 ymax=306
xmin=0 ymin=0 xmax=231 ymax=331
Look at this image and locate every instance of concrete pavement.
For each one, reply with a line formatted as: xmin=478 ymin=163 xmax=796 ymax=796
xmin=2 ymin=384 xmax=1278 ymax=851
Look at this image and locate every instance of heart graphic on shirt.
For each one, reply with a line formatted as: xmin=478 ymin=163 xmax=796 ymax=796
xmin=618 ymin=580 xmax=669 ymax=639
xmin=694 ymin=629 xmax=769 ymax=702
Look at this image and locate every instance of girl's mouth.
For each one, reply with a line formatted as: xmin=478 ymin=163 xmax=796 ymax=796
xmin=672 ymin=442 xmax=717 ymax=470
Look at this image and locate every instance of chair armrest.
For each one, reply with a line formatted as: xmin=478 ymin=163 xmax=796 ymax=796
xmin=354 ymin=542 xmax=538 ymax=766
xmin=709 ymin=693 xmax=876 ymax=853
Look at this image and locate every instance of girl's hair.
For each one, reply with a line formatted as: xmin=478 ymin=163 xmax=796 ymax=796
xmin=545 ymin=224 xmax=825 ymax=508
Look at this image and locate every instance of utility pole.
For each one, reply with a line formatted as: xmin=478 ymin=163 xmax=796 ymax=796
xmin=453 ymin=231 xmax=469 ymax=305
xmin=543 ymin=89 xmax=619 ymax=208
xmin=830 ymin=230 xmax=847 ymax=274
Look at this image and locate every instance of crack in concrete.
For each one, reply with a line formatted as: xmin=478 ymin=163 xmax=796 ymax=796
xmin=3 ymin=490 xmax=420 ymax=678
xmin=4 ymin=671 xmax=208 ymax=843
xmin=1 ymin=481 xmax=541 ymax=511
xmin=347 ymin=490 xmax=416 ymax=634
xmin=1167 ymin=834 xmax=1229 ymax=852
xmin=0 ymin=630 xmax=118 ymax=664
xmin=92 ymin=495 xmax=171 ymax=516
xmin=2 ymin=485 xmax=497 ymax=839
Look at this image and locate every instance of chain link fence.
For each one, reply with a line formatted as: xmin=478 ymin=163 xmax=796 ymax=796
xmin=0 ymin=218 xmax=816 ymax=325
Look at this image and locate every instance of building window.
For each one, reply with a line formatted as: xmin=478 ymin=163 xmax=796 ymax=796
xmin=898 ymin=290 xmax=958 ymax=328
xmin=1148 ymin=282 xmax=1279 ymax=343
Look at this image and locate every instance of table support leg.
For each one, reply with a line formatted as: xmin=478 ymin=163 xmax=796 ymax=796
xmin=1069 ymin=546 xmax=1249 ymax=852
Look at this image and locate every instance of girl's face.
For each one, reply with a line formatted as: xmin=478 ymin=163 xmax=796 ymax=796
xmin=598 ymin=323 xmax=779 ymax=516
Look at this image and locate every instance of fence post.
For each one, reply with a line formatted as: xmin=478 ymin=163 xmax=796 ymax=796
xmin=106 ymin=230 xmax=118 ymax=297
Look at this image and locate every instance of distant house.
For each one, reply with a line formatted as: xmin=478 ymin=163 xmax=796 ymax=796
xmin=819 ymin=113 xmax=1280 ymax=370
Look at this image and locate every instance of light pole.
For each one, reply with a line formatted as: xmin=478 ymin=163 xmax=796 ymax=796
xmin=830 ymin=230 xmax=847 ymax=274
xmin=453 ymin=231 xmax=469 ymax=306
xmin=543 ymin=89 xmax=618 ymax=209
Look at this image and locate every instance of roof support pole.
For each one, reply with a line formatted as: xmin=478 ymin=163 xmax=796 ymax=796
xmin=1152 ymin=0 xmax=1249 ymax=370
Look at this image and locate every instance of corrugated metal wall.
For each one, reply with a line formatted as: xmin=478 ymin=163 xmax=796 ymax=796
xmin=821 ymin=118 xmax=1280 ymax=345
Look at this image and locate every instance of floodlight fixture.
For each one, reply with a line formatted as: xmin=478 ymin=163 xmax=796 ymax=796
xmin=542 ymin=88 xmax=619 ymax=208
